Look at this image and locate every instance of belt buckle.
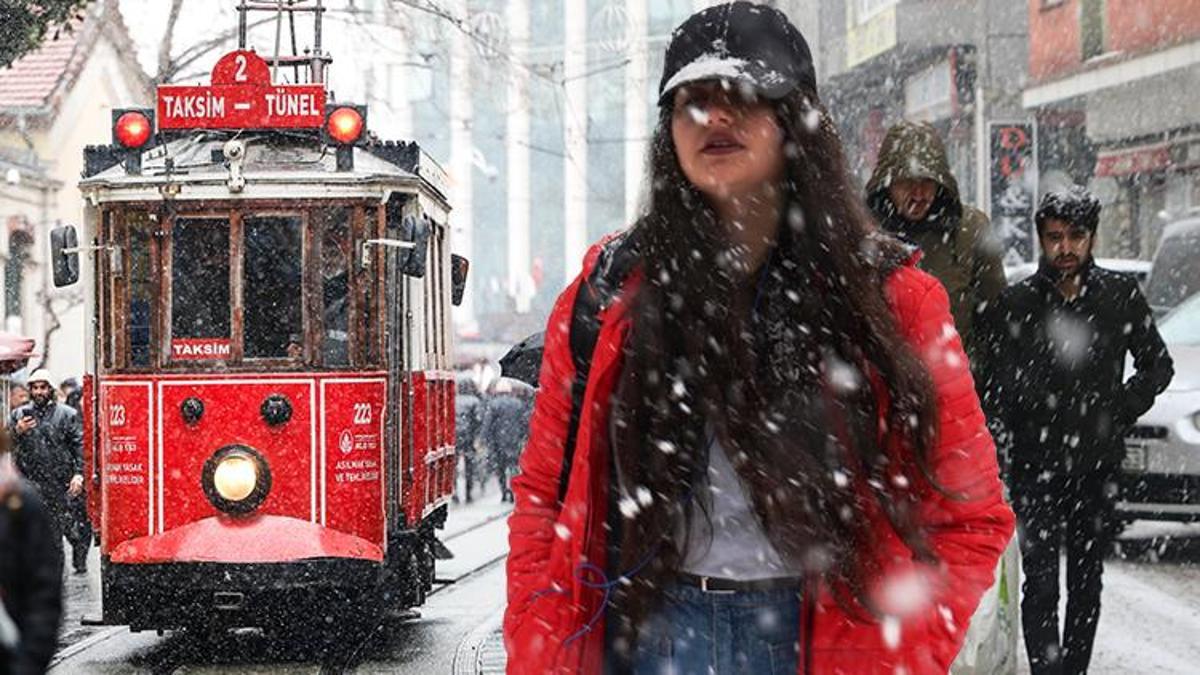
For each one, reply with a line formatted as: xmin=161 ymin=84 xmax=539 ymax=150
xmin=698 ymin=576 xmax=734 ymax=594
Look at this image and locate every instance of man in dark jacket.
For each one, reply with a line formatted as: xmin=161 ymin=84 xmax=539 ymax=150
xmin=479 ymin=381 xmax=533 ymax=503
xmin=1 ymin=434 xmax=64 ymax=675
xmin=8 ymin=370 xmax=83 ymax=566
xmin=454 ymin=377 xmax=484 ymax=503
xmin=867 ymin=121 xmax=1006 ymax=362
xmin=985 ymin=186 xmax=1174 ymax=674
xmin=56 ymin=378 xmax=91 ymax=574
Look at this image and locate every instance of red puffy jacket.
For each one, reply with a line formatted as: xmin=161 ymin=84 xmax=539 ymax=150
xmin=505 ymin=241 xmax=1015 ymax=674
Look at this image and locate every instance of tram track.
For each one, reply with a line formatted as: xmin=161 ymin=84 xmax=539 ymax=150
xmin=52 ymin=506 xmax=513 ymax=674
xmin=318 ymin=545 xmax=510 ymax=673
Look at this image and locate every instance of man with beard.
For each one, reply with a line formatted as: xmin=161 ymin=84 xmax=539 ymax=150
xmin=8 ymin=370 xmax=83 ymax=569
xmin=867 ymin=121 xmax=1006 ymax=363
xmin=986 ymin=186 xmax=1174 ymax=674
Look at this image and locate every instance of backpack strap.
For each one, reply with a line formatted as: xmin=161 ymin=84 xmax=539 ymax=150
xmin=556 ymin=230 xmax=640 ymax=506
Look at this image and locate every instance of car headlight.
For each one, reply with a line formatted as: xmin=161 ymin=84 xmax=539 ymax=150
xmin=202 ymin=445 xmax=271 ymax=515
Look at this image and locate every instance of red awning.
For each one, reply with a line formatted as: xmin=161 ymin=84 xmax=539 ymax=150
xmin=0 ymin=333 xmax=36 ymax=375
xmin=1095 ymin=143 xmax=1172 ymax=177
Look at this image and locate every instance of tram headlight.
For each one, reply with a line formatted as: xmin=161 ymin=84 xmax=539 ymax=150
xmin=214 ymin=455 xmax=257 ymax=501
xmin=202 ymin=445 xmax=272 ymax=515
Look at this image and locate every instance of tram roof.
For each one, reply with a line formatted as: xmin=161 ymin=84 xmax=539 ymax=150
xmin=79 ymin=131 xmax=450 ymax=208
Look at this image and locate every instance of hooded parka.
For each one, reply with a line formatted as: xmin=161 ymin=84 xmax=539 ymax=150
xmin=867 ymin=122 xmax=1005 ymax=359
xmin=504 ymin=241 xmax=1015 ymax=674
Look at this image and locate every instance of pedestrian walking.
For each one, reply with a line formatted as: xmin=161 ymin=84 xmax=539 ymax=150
xmin=503 ymin=4 xmax=1014 ymax=673
xmin=7 ymin=370 xmax=84 ymax=570
xmin=479 ymin=380 xmax=533 ymax=503
xmin=7 ymin=385 xmax=27 ymax=412
xmin=984 ymin=186 xmax=1174 ymax=674
xmin=454 ymin=376 xmax=484 ymax=503
xmin=0 ymin=433 xmax=64 ymax=675
xmin=56 ymin=377 xmax=91 ymax=574
xmin=866 ymin=120 xmax=1006 ymax=363
xmin=868 ymin=120 xmax=1019 ymax=674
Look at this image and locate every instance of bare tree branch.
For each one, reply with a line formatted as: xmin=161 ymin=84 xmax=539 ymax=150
xmin=156 ymin=0 xmax=185 ymax=83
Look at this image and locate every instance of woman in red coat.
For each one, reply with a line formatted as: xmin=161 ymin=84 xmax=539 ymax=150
xmin=504 ymin=3 xmax=1014 ymax=673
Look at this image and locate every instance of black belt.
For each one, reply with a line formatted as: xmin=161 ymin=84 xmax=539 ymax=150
xmin=676 ymin=572 xmax=803 ymax=593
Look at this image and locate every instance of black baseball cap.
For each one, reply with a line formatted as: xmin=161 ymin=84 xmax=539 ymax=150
xmin=658 ymin=2 xmax=817 ymax=106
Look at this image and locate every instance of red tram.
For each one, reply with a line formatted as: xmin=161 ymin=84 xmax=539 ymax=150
xmin=50 ymin=19 xmax=466 ymax=632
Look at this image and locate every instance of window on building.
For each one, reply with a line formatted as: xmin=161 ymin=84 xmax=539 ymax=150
xmin=4 ymin=229 xmax=31 ymax=320
xmin=1080 ymin=0 xmax=1106 ymax=61
xmin=857 ymin=0 xmax=898 ymax=22
xmin=243 ymin=215 xmax=303 ymax=359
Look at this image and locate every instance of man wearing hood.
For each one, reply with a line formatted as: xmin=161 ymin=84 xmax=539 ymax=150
xmin=867 ymin=121 xmax=1006 ymax=361
xmin=8 ymin=370 xmax=83 ymax=567
xmin=869 ymin=121 xmax=1016 ymax=675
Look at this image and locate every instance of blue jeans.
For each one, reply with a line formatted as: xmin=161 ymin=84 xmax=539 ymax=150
xmin=631 ymin=583 xmax=801 ymax=675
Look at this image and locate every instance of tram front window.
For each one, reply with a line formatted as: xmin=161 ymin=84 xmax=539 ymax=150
xmin=316 ymin=208 xmax=350 ymax=367
xmin=172 ymin=218 xmax=231 ymax=359
xmin=244 ymin=215 xmax=303 ymax=359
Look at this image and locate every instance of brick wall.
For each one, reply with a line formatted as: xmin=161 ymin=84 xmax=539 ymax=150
xmin=1029 ymin=0 xmax=1200 ymax=83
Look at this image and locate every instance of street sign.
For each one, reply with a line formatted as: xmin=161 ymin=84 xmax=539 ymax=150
xmin=988 ymin=121 xmax=1039 ymax=265
xmin=157 ymin=50 xmax=326 ymax=130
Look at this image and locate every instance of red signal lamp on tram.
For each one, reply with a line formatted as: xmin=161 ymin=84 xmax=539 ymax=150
xmin=111 ymin=108 xmax=156 ymax=174
xmin=323 ymin=104 xmax=367 ymax=171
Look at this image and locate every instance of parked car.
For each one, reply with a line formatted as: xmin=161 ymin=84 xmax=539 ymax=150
xmin=1144 ymin=216 xmax=1200 ymax=316
xmin=1116 ymin=291 xmax=1200 ymax=523
xmin=1003 ymin=257 xmax=1152 ymax=286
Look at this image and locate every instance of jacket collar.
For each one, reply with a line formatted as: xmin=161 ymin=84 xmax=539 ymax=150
xmin=1033 ymin=255 xmax=1096 ymax=295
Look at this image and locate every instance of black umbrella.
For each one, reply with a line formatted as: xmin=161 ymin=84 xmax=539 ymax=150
xmin=499 ymin=331 xmax=544 ymax=387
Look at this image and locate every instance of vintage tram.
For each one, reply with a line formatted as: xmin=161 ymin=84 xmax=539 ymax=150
xmin=51 ymin=24 xmax=466 ymax=632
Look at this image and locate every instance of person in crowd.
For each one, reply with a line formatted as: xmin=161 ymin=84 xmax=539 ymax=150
xmin=479 ymin=380 xmax=533 ymax=503
xmin=0 ymin=432 xmax=64 ymax=675
xmin=7 ymin=385 xmax=28 ymax=412
xmin=984 ymin=186 xmax=1174 ymax=674
xmin=56 ymin=378 xmax=91 ymax=574
xmin=8 ymin=370 xmax=83 ymax=570
xmin=867 ymin=121 xmax=1019 ymax=674
xmin=503 ymin=3 xmax=1014 ymax=673
xmin=454 ymin=376 xmax=484 ymax=504
xmin=866 ymin=120 xmax=1006 ymax=364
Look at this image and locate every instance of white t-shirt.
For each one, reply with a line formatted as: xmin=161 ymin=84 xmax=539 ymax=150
xmin=676 ymin=434 xmax=804 ymax=580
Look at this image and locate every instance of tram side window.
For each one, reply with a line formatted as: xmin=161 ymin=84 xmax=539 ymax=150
xmin=315 ymin=208 xmax=350 ymax=367
xmin=129 ymin=225 xmax=152 ymax=367
xmin=244 ymin=215 xmax=303 ymax=359
xmin=172 ymin=219 xmax=231 ymax=357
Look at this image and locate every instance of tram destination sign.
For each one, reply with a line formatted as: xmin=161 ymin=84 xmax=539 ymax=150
xmin=158 ymin=50 xmax=325 ymax=130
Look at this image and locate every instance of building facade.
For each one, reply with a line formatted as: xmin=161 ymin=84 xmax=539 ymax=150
xmin=816 ymin=0 xmax=1030 ymax=259
xmin=1024 ymin=0 xmax=1200 ymax=259
xmin=0 ymin=0 xmax=152 ymax=379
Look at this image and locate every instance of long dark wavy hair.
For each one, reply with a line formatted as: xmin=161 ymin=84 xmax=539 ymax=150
xmin=608 ymin=86 xmax=941 ymax=634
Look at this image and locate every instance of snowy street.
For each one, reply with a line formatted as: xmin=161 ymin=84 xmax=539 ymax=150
xmin=49 ymin=501 xmax=1200 ymax=674
xmin=50 ymin=494 xmax=512 ymax=674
